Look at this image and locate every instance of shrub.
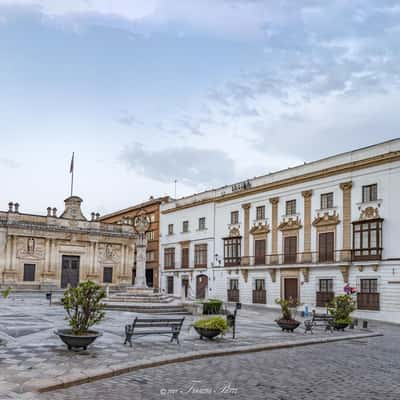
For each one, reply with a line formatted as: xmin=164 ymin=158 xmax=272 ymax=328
xmin=328 ymin=294 xmax=355 ymax=325
xmin=202 ymin=299 xmax=223 ymax=315
xmin=61 ymin=281 xmax=106 ymax=335
xmin=193 ymin=316 xmax=229 ymax=334
xmin=275 ymin=297 xmax=297 ymax=321
xmin=1 ymin=287 xmax=12 ymax=298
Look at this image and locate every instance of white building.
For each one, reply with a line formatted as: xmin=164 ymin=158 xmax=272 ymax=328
xmin=160 ymin=139 xmax=400 ymax=321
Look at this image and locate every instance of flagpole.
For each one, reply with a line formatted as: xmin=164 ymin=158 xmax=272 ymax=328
xmin=70 ymin=152 xmax=74 ymax=197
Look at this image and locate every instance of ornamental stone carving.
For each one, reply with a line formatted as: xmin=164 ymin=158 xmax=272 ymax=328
xmin=359 ymin=206 xmax=380 ymax=220
xmin=278 ymin=216 xmax=302 ymax=231
xmin=312 ymin=210 xmax=340 ymax=227
xmin=98 ymin=243 xmax=121 ymax=263
xmin=16 ymin=237 xmax=45 ymax=260
xmin=250 ymin=222 xmax=270 ymax=236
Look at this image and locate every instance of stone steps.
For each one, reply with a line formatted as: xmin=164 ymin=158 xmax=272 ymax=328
xmin=104 ymin=303 xmax=191 ymax=314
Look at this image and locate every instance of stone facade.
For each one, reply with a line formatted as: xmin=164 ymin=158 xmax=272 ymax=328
xmin=0 ymin=196 xmax=136 ymax=289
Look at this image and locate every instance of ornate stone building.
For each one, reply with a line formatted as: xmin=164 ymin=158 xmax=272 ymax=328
xmin=0 ymin=196 xmax=136 ymax=289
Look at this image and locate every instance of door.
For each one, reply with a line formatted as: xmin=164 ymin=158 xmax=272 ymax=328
xmin=284 ymin=236 xmax=297 ymax=264
xmin=61 ymin=256 xmax=80 ymax=288
xmin=196 ymin=274 xmax=208 ymax=299
xmin=182 ymin=278 xmax=189 ymax=298
xmin=23 ymin=264 xmax=36 ymax=282
xmin=103 ymin=267 xmax=113 ymax=283
xmin=284 ymin=278 xmax=298 ymax=304
xmin=254 ymin=239 xmax=266 ymax=265
xmin=146 ymin=268 xmax=154 ymax=288
xmin=167 ymin=276 xmax=174 ymax=294
xmin=132 ymin=268 xmax=136 ymax=285
xmin=319 ymin=232 xmax=334 ymax=262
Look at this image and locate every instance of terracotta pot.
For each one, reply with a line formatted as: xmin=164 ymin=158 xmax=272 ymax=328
xmin=55 ymin=329 xmax=102 ymax=350
xmin=276 ymin=319 xmax=300 ymax=332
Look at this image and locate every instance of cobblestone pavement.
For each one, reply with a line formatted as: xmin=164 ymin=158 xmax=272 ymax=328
xmin=40 ymin=325 xmax=400 ymax=400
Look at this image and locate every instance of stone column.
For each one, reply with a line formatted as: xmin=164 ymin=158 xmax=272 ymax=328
xmin=10 ymin=235 xmax=16 ymax=271
xmin=120 ymin=244 xmax=126 ymax=275
xmin=44 ymin=239 xmax=50 ymax=272
xmin=50 ymin=239 xmax=57 ymax=272
xmin=133 ymin=234 xmax=148 ymax=289
xmin=340 ymin=181 xmax=353 ymax=261
xmin=241 ymin=203 xmax=251 ymax=265
xmin=301 ymin=190 xmax=313 ymax=262
xmin=269 ymin=197 xmax=279 ymax=263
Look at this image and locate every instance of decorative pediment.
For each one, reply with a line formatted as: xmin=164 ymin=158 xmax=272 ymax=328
xmin=229 ymin=227 xmax=241 ymax=237
xmin=250 ymin=222 xmax=270 ymax=236
xmin=278 ymin=216 xmax=302 ymax=231
xmin=359 ymin=206 xmax=380 ymax=221
xmin=312 ymin=211 xmax=340 ymax=227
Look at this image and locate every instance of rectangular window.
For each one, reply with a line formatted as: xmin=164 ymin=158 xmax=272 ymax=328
xmin=23 ymin=264 xmax=35 ymax=282
xmin=256 ymin=206 xmax=265 ymax=221
xmin=149 ymin=213 xmax=156 ymax=222
xmin=147 ymin=250 xmax=155 ymax=262
xmin=167 ymin=276 xmax=174 ymax=294
xmin=227 ymin=279 xmax=240 ymax=302
xmin=182 ymin=220 xmax=189 ymax=233
xmin=360 ymin=279 xmax=378 ymax=293
xmin=230 ymin=211 xmax=239 ymax=224
xmin=352 ymin=219 xmax=383 ymax=260
xmin=285 ymin=200 xmax=296 ymax=216
xmin=254 ymin=239 xmax=266 ymax=265
xmin=319 ymin=232 xmax=334 ymax=262
xmin=194 ymin=244 xmax=208 ymax=268
xmin=103 ymin=267 xmax=113 ymax=283
xmin=316 ymin=279 xmax=334 ymax=307
xmin=320 ymin=192 xmax=334 ymax=209
xmin=168 ymin=224 xmax=174 ymax=235
xmin=181 ymin=247 xmax=189 ymax=268
xmin=198 ymin=217 xmax=206 ymax=230
xmin=284 ymin=236 xmax=297 ymax=264
xmin=357 ymin=278 xmax=379 ymax=310
xmin=164 ymin=248 xmax=175 ymax=269
xmin=229 ymin=279 xmax=239 ymax=290
xmin=146 ymin=231 xmax=155 ymax=241
xmin=224 ymin=237 xmax=241 ymax=266
xmin=362 ymin=184 xmax=378 ymax=203
xmin=319 ymin=279 xmax=333 ymax=292
xmin=255 ymin=279 xmax=265 ymax=290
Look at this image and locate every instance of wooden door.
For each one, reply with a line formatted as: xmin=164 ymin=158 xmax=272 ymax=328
xmin=319 ymin=232 xmax=334 ymax=262
xmin=103 ymin=267 xmax=113 ymax=283
xmin=167 ymin=276 xmax=174 ymax=294
xmin=182 ymin=278 xmax=189 ymax=298
xmin=61 ymin=256 xmax=80 ymax=288
xmin=254 ymin=239 xmax=266 ymax=265
xmin=196 ymin=274 xmax=208 ymax=299
xmin=284 ymin=236 xmax=297 ymax=264
xmin=284 ymin=278 xmax=298 ymax=304
xmin=146 ymin=268 xmax=154 ymax=287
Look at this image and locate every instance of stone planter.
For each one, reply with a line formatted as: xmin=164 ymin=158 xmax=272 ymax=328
xmin=55 ymin=329 xmax=102 ymax=350
xmin=276 ymin=319 xmax=300 ymax=332
xmin=194 ymin=327 xmax=222 ymax=340
xmin=331 ymin=322 xmax=349 ymax=331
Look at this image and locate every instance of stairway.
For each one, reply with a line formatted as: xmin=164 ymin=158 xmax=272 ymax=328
xmin=104 ymin=303 xmax=191 ymax=315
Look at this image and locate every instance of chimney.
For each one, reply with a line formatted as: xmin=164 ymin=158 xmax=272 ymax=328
xmin=52 ymin=207 xmax=57 ymax=217
xmin=14 ymin=203 xmax=20 ymax=213
xmin=47 ymin=207 xmax=52 ymax=217
xmin=8 ymin=202 xmax=13 ymax=212
xmin=95 ymin=212 xmax=100 ymax=221
xmin=91 ymin=212 xmax=95 ymax=221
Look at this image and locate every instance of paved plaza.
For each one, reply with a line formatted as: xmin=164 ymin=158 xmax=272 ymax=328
xmin=0 ymin=293 xmax=385 ymax=399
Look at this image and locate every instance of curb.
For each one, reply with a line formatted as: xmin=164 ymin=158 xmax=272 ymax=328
xmin=26 ymin=332 xmax=382 ymax=393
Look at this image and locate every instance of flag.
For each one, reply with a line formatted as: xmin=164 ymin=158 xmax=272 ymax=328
xmin=70 ymin=152 xmax=74 ymax=174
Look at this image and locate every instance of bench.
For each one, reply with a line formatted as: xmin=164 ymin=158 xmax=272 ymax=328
xmin=312 ymin=311 xmax=333 ymax=332
xmin=124 ymin=317 xmax=185 ymax=347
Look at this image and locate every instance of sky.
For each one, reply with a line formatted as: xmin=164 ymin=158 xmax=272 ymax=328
xmin=0 ymin=0 xmax=399 ymax=217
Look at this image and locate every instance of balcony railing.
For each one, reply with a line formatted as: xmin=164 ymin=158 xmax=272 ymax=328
xmin=252 ymin=289 xmax=266 ymax=304
xmin=234 ymin=250 xmax=352 ymax=267
xmin=357 ymin=292 xmax=380 ymax=310
xmin=164 ymin=264 xmax=175 ymax=270
xmin=316 ymin=291 xmax=335 ymax=307
xmin=352 ymin=248 xmax=382 ymax=261
xmin=227 ymin=289 xmax=240 ymax=302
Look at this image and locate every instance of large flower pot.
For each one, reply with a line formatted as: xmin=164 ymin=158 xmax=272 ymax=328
xmin=55 ymin=329 xmax=102 ymax=350
xmin=194 ymin=327 xmax=222 ymax=340
xmin=331 ymin=322 xmax=349 ymax=331
xmin=276 ymin=319 xmax=300 ymax=332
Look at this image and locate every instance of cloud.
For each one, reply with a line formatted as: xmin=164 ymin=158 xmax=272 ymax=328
xmin=116 ymin=110 xmax=144 ymax=126
xmin=0 ymin=158 xmax=20 ymax=168
xmin=120 ymin=143 xmax=235 ymax=186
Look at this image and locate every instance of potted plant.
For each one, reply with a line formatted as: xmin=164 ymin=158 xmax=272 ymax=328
xmin=55 ymin=281 xmax=106 ymax=350
xmin=202 ymin=299 xmax=223 ymax=315
xmin=193 ymin=316 xmax=228 ymax=340
xmin=0 ymin=287 xmax=12 ymax=346
xmin=328 ymin=294 xmax=355 ymax=331
xmin=275 ymin=298 xmax=300 ymax=332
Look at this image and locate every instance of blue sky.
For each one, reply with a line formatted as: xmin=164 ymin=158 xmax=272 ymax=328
xmin=0 ymin=0 xmax=399 ymax=216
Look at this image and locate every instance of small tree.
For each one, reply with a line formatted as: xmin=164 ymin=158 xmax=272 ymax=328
xmin=276 ymin=298 xmax=297 ymax=321
xmin=61 ymin=281 xmax=106 ymax=335
xmin=328 ymin=294 xmax=355 ymax=325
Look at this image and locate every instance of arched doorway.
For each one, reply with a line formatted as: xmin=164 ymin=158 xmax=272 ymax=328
xmin=196 ymin=274 xmax=208 ymax=299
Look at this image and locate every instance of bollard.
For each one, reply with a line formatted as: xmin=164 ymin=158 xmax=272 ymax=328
xmin=46 ymin=292 xmax=52 ymax=306
xmin=362 ymin=320 xmax=368 ymax=329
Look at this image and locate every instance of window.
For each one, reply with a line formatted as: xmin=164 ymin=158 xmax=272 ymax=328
xmin=284 ymin=236 xmax=297 ymax=264
xmin=227 ymin=279 xmax=239 ymax=301
xmin=194 ymin=244 xmax=208 ymax=268
xmin=182 ymin=220 xmax=189 ymax=233
xmin=319 ymin=279 xmax=333 ymax=292
xmin=164 ymin=247 xmax=175 ymax=269
xmin=23 ymin=264 xmax=35 ymax=281
xmin=320 ymin=192 xmax=334 ymax=209
xmin=360 ymin=279 xmax=378 ymax=293
xmin=198 ymin=217 xmax=206 ymax=230
xmin=362 ymin=184 xmax=378 ymax=202
xmin=149 ymin=213 xmax=156 ymax=222
xmin=224 ymin=237 xmax=241 ymax=266
xmin=230 ymin=211 xmax=239 ymax=224
xmin=285 ymin=200 xmax=296 ymax=216
xmin=255 ymin=279 xmax=265 ymax=290
xmin=256 ymin=206 xmax=265 ymax=220
xmin=181 ymin=247 xmax=189 ymax=268
xmin=167 ymin=276 xmax=174 ymax=294
xmin=147 ymin=250 xmax=155 ymax=262
xmin=229 ymin=279 xmax=239 ymax=290
xmin=146 ymin=230 xmax=155 ymax=241
xmin=103 ymin=267 xmax=113 ymax=283
xmin=319 ymin=232 xmax=334 ymax=262
xmin=352 ymin=219 xmax=383 ymax=260
xmin=168 ymin=224 xmax=174 ymax=235
xmin=254 ymin=239 xmax=266 ymax=265
xmin=358 ymin=279 xmax=379 ymax=310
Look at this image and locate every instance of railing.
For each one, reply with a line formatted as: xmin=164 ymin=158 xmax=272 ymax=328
xmin=252 ymin=289 xmax=266 ymax=304
xmin=316 ymin=291 xmax=335 ymax=307
xmin=352 ymin=248 xmax=383 ymax=261
xmin=237 ymin=250 xmax=352 ymax=267
xmin=164 ymin=264 xmax=175 ymax=270
xmin=357 ymin=292 xmax=380 ymax=310
xmin=227 ymin=289 xmax=240 ymax=302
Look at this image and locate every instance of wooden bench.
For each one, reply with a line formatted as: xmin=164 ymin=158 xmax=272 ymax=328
xmin=124 ymin=317 xmax=185 ymax=347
